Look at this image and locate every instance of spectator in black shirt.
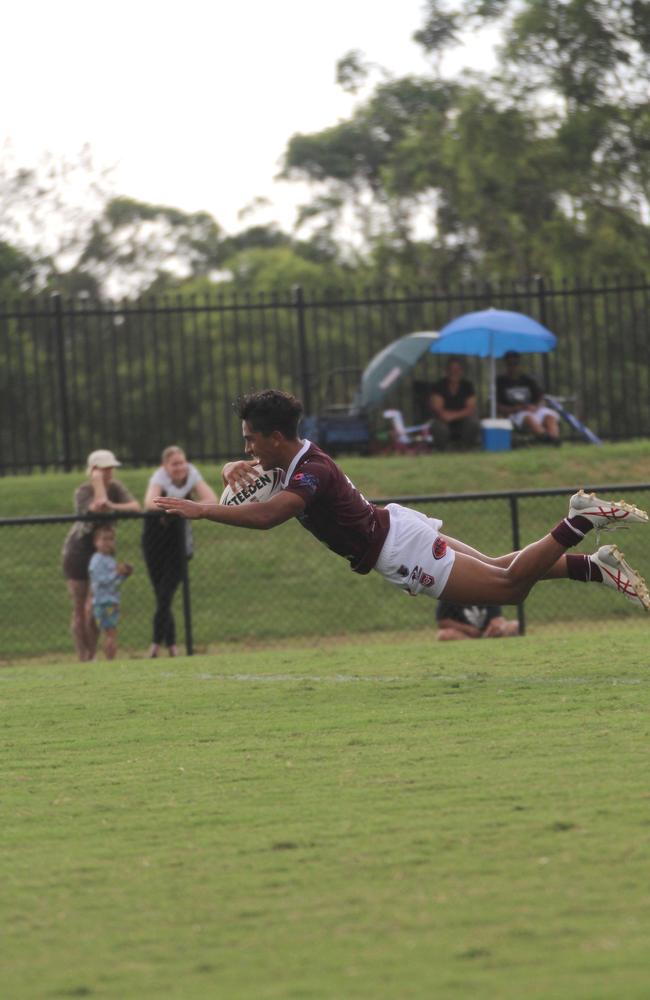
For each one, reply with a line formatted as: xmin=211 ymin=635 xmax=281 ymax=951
xmin=428 ymin=357 xmax=480 ymax=450
xmin=496 ymin=351 xmax=561 ymax=444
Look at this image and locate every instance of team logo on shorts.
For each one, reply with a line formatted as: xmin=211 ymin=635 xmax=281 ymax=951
xmin=432 ymin=538 xmax=447 ymax=560
xmin=419 ymin=572 xmax=435 ymax=587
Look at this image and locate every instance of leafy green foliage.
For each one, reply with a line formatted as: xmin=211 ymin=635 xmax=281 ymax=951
xmin=1 ymin=4 xmax=649 ymax=297
xmin=281 ymin=0 xmax=650 ymax=286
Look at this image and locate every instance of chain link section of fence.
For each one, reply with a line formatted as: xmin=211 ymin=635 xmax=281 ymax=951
xmin=2 ymin=485 xmax=649 ymax=662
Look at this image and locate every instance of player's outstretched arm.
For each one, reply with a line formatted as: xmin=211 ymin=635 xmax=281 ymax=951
xmin=152 ymin=490 xmax=304 ymax=530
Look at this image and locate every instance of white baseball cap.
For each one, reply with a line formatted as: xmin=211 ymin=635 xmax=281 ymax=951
xmin=86 ymin=449 xmax=121 ymax=475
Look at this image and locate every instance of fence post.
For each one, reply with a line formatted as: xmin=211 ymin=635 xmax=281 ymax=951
xmin=509 ymin=494 xmax=526 ymax=636
xmin=52 ymin=293 xmax=72 ymax=472
xmin=292 ymin=285 xmax=312 ymax=414
xmin=536 ymin=276 xmax=551 ymax=391
xmin=180 ymin=536 xmax=194 ymax=656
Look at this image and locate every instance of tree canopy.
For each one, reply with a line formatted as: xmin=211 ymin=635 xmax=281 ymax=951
xmin=1 ymin=2 xmax=648 ymax=299
xmin=283 ymin=0 xmax=650 ymax=284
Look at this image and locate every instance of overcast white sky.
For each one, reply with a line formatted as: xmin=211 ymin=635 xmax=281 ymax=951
xmin=2 ymin=0 xmax=498 ymax=235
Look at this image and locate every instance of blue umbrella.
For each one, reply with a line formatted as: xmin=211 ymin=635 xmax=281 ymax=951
xmin=429 ymin=308 xmax=557 ymax=418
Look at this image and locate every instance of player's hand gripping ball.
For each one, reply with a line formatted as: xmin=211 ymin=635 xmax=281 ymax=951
xmin=219 ymin=465 xmax=283 ymax=506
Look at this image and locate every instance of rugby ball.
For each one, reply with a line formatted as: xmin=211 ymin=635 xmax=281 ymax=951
xmin=219 ymin=466 xmax=283 ymax=506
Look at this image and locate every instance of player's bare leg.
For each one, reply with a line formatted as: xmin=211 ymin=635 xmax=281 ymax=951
xmin=441 ymin=491 xmax=648 ymax=608
xmin=443 ymin=535 xmax=518 ymax=568
xmin=446 ymin=538 xmax=579 ymax=579
xmin=441 ymin=533 xmax=566 ymax=605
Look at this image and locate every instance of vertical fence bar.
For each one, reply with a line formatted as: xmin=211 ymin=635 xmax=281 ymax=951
xmin=509 ymin=494 xmax=526 ymax=636
xmin=537 ymin=276 xmax=551 ymax=393
xmin=3 ymin=278 xmax=650 ymax=474
xmin=52 ymin=293 xmax=72 ymax=472
xmin=292 ymin=285 xmax=312 ymax=414
xmin=180 ymin=541 xmax=194 ymax=656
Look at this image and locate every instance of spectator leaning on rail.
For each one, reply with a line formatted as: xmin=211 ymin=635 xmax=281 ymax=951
xmin=142 ymin=445 xmax=218 ymax=658
xmin=61 ymin=449 xmax=140 ymax=662
xmin=496 ymin=350 xmax=561 ymax=445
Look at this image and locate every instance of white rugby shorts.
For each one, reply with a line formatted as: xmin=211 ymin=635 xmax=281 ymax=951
xmin=510 ymin=405 xmax=557 ymax=430
xmin=373 ymin=503 xmax=456 ymax=599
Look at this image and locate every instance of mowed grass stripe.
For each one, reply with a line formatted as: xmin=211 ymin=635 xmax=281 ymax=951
xmin=2 ymin=628 xmax=650 ymax=999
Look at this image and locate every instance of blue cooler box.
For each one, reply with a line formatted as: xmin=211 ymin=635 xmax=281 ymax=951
xmin=480 ymin=418 xmax=512 ymax=452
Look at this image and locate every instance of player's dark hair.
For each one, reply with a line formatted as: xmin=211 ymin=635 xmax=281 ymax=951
xmin=235 ymin=389 xmax=303 ymax=439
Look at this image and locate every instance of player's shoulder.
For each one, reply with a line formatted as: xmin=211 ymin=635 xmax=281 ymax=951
xmin=287 ymin=443 xmax=336 ymax=493
xmin=301 ymin=442 xmax=336 ymax=466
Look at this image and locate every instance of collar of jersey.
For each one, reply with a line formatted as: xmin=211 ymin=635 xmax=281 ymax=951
xmin=281 ymin=439 xmax=312 ymax=488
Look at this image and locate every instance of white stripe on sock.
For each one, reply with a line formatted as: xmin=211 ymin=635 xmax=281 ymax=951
xmin=565 ymin=517 xmax=585 ymax=539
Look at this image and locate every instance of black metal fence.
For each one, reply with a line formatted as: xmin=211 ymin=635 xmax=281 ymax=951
xmin=2 ymin=484 xmax=648 ymax=663
xmin=1 ymin=277 xmax=649 ymax=475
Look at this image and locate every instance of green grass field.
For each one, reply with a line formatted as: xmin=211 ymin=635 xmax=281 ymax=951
xmin=3 ymin=626 xmax=650 ymax=999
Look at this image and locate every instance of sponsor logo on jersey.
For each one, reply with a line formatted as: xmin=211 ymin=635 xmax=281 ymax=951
xmin=432 ymin=537 xmax=447 ymax=560
xmin=291 ymin=471 xmax=319 ymax=495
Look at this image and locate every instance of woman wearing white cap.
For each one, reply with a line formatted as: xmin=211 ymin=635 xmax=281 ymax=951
xmin=62 ymin=449 xmax=140 ymax=661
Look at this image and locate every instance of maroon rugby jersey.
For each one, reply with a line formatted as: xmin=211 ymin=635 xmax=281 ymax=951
xmin=282 ymin=441 xmax=390 ymax=574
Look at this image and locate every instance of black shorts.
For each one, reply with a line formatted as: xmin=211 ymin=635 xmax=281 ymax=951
xmin=62 ymin=534 xmax=94 ymax=581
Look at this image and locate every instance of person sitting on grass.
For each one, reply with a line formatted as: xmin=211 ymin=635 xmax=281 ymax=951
xmin=436 ymin=601 xmax=519 ymax=641
xmin=153 ymin=389 xmax=650 ymax=615
xmin=88 ymin=525 xmax=133 ymax=661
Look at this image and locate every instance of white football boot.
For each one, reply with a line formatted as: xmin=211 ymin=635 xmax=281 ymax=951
xmin=569 ymin=490 xmax=648 ymax=536
xmin=591 ymin=544 xmax=650 ymax=611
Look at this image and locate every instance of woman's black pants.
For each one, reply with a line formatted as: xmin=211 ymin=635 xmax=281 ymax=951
xmin=142 ymin=520 xmax=185 ymax=647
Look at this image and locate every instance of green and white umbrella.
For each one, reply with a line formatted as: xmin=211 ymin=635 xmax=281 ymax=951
xmin=353 ymin=331 xmax=439 ymax=411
